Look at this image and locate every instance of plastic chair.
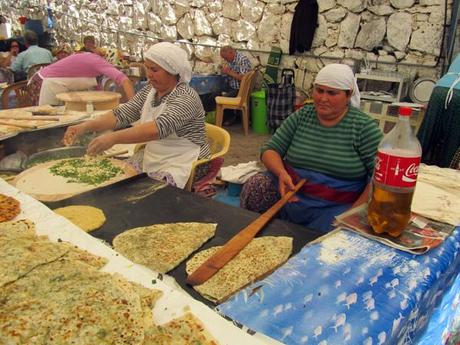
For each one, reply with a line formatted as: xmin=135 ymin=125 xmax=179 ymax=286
xmin=27 ymin=63 xmax=50 ymax=80
xmin=133 ymin=123 xmax=231 ymax=191
xmin=184 ymin=123 xmax=231 ymax=191
xmin=215 ymin=70 xmax=257 ymax=136
xmin=1 ymin=80 xmax=32 ymax=109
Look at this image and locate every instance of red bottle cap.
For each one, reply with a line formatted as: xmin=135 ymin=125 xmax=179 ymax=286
xmin=399 ymin=107 xmax=412 ymax=116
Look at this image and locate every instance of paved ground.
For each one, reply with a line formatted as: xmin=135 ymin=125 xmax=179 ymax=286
xmin=221 ymin=121 xmax=271 ymax=167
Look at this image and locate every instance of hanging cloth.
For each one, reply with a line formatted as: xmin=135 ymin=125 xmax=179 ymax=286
xmin=289 ymin=0 xmax=319 ymax=55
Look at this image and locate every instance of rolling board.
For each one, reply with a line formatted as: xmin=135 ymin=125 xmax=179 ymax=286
xmin=45 ymin=174 xmax=322 ymax=306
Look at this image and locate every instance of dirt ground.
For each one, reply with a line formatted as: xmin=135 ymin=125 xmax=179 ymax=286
xmin=221 ymin=122 xmax=271 ymax=167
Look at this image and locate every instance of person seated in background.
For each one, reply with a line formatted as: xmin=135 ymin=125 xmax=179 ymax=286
xmin=28 ymin=50 xmax=135 ymax=106
xmin=10 ymin=30 xmax=53 ymax=81
xmin=79 ymin=35 xmax=104 ymax=56
xmin=62 ymin=42 xmax=210 ymax=189
xmin=51 ymin=44 xmax=71 ymax=61
xmin=0 ymin=39 xmax=20 ymax=68
xmin=240 ymin=64 xmax=383 ymax=233
xmin=219 ymin=46 xmax=252 ymax=125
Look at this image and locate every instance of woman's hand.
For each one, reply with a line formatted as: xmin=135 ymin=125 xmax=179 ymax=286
xmin=278 ymin=171 xmax=299 ymax=202
xmin=86 ymin=133 xmax=115 ymax=156
xmin=63 ymin=124 xmax=86 ymax=146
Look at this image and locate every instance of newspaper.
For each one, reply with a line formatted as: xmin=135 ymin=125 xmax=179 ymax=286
xmin=335 ymin=204 xmax=455 ymax=255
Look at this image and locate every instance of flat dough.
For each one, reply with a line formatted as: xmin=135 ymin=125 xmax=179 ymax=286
xmin=144 ymin=312 xmax=219 ymax=345
xmin=186 ymin=236 xmax=293 ymax=304
xmin=54 ymin=205 xmax=106 ymax=232
xmin=113 ymin=223 xmax=217 ymax=273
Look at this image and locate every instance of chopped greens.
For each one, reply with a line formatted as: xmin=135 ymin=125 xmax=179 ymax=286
xmin=49 ymin=157 xmax=123 ymax=185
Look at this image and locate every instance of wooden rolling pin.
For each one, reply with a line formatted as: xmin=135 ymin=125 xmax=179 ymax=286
xmin=186 ymin=178 xmax=307 ymax=286
xmin=103 ymin=149 xmax=129 ymax=158
xmin=0 ymin=120 xmax=37 ymax=129
xmin=0 ymin=115 xmax=59 ymax=121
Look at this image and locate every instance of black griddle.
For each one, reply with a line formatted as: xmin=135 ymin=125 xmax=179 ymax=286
xmin=45 ymin=174 xmax=322 ymax=306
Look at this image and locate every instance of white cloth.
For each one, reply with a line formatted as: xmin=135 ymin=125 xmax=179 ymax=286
xmin=143 ymin=42 xmax=191 ymax=83
xmin=314 ymin=63 xmax=361 ymax=108
xmin=139 ymin=88 xmax=200 ymax=189
xmin=220 ymin=161 xmax=264 ymax=184
xmin=412 ymin=164 xmax=460 ymax=226
xmin=39 ymin=75 xmax=97 ymax=105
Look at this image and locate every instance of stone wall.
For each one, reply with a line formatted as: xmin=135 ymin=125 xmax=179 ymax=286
xmin=1 ymin=0 xmax=452 ymax=92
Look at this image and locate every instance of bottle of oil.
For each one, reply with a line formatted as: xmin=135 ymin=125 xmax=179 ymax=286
xmin=367 ymin=106 xmax=422 ymax=237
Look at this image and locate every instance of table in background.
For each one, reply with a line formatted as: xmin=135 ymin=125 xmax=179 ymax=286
xmin=190 ymin=74 xmax=225 ymax=112
xmin=218 ymin=227 xmax=460 ymax=345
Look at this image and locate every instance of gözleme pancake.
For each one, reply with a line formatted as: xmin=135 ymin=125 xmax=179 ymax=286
xmin=54 ymin=205 xmax=106 ymax=232
xmin=0 ymin=193 xmax=20 ymax=222
xmin=144 ymin=312 xmax=219 ymax=345
xmin=0 ymin=218 xmax=219 ymax=344
xmin=113 ymin=222 xmax=217 ymax=273
xmin=186 ymin=236 xmax=293 ymax=303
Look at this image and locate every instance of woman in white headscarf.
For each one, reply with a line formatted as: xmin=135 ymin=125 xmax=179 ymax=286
xmin=63 ymin=42 xmax=210 ymax=189
xmin=240 ymin=63 xmax=383 ymax=233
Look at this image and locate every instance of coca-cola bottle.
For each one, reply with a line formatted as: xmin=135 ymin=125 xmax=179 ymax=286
xmin=368 ymin=106 xmax=422 ymax=237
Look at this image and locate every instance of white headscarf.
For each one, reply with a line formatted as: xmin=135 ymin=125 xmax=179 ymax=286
xmin=144 ymin=42 xmax=192 ymax=83
xmin=314 ymin=63 xmax=361 ymax=108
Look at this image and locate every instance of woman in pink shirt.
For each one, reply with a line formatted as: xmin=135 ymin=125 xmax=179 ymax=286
xmin=28 ymin=52 xmax=135 ymax=105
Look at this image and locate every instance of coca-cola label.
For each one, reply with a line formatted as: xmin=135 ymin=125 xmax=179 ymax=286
xmin=373 ymin=152 xmax=421 ymax=187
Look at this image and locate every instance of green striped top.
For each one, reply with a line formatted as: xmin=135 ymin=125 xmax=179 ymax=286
xmin=262 ymin=105 xmax=383 ymax=180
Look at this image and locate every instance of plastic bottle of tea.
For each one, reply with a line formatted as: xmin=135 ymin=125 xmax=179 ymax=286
xmin=368 ymin=106 xmax=422 ymax=237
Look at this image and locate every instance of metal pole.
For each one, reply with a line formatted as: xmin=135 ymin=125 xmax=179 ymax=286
xmin=445 ymin=0 xmax=460 ymax=73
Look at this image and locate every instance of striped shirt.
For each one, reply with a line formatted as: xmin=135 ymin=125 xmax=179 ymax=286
xmin=262 ymin=105 xmax=383 ymax=180
xmin=113 ymin=82 xmax=211 ymax=159
xmin=228 ymin=51 xmax=252 ymax=90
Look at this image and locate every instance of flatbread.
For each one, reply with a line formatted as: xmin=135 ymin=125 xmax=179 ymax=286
xmin=59 ymin=242 xmax=109 ymax=269
xmin=54 ymin=205 xmax=106 ymax=232
xmin=0 ymin=219 xmax=35 ymax=239
xmin=0 ymin=220 xmax=108 ymax=286
xmin=0 ymin=222 xmax=69 ymax=287
xmin=0 ymin=259 xmax=147 ymax=345
xmin=113 ymin=223 xmax=217 ymax=273
xmin=0 ymin=193 xmax=20 ymax=222
xmin=186 ymin=236 xmax=293 ymax=303
xmin=144 ymin=312 xmax=219 ymax=345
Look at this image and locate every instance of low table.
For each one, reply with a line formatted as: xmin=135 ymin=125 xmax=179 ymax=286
xmin=56 ymin=91 xmax=121 ymax=111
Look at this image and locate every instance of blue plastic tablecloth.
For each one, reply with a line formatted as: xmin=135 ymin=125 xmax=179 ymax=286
xmin=416 ymin=266 xmax=460 ymax=345
xmin=218 ymin=228 xmax=460 ymax=345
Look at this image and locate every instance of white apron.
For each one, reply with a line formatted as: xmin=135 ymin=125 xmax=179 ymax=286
xmin=139 ymin=88 xmax=200 ymax=189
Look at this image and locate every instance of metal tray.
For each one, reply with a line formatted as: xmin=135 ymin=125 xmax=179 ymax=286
xmin=22 ymin=146 xmax=86 ymax=170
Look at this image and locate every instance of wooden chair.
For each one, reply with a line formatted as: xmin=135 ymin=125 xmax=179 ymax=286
xmin=215 ymin=70 xmax=257 ymax=136
xmin=27 ymin=63 xmax=50 ymax=80
xmin=1 ymin=80 xmax=32 ymax=109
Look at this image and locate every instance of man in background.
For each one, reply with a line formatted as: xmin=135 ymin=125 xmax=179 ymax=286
xmin=219 ymin=46 xmax=252 ymax=125
xmin=10 ymin=30 xmax=53 ymax=80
